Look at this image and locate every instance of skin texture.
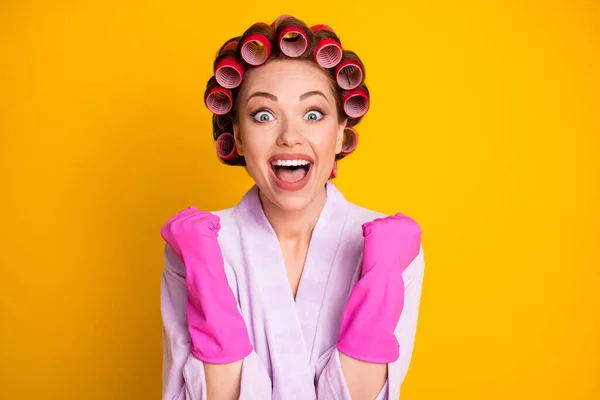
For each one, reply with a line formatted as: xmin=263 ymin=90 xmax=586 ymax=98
xmin=207 ymin=59 xmax=386 ymax=400
xmin=233 ymin=58 xmax=345 ymax=215
xmin=204 ymin=362 xmax=243 ymax=400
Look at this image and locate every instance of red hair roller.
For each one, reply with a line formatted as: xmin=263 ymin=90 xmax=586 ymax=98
xmin=340 ymin=126 xmax=358 ymax=155
xmin=310 ymin=24 xmax=335 ymax=33
xmin=335 ymin=59 xmax=364 ymax=90
xmin=342 ymin=88 xmax=370 ymax=118
xmin=314 ymin=37 xmax=342 ymax=68
xmin=271 ymin=14 xmax=294 ymax=29
xmin=312 ymin=24 xmax=342 ymax=68
xmin=204 ymin=86 xmax=233 ymax=115
xmin=215 ymin=56 xmax=244 ymax=89
xmin=240 ymin=33 xmax=272 ymax=66
xmin=278 ymin=26 xmax=308 ymax=58
xmin=216 ymin=132 xmax=239 ymax=161
xmin=222 ymin=39 xmax=238 ymax=52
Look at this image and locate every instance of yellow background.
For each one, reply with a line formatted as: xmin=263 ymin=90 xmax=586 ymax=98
xmin=1 ymin=0 xmax=598 ymax=399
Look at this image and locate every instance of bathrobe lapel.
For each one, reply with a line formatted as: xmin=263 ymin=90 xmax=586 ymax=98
xmin=293 ymin=182 xmax=349 ymax=362
xmin=235 ymin=182 xmax=350 ymax=399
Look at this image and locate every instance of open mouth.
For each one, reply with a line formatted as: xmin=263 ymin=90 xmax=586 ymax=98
xmin=270 ymin=159 xmax=313 ymax=183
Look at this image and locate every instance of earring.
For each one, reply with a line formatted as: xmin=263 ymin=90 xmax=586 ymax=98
xmin=329 ymin=160 xmax=338 ymax=179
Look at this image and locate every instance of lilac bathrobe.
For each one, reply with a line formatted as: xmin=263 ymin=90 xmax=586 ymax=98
xmin=161 ymin=181 xmax=426 ymax=399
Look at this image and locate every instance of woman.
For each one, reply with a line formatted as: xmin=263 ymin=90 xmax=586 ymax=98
xmin=160 ymin=15 xmax=425 ymax=400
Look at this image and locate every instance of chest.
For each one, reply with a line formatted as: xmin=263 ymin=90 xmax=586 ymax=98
xmin=222 ymin=226 xmax=364 ymax=355
xmin=279 ymin=241 xmax=310 ymax=299
xmin=215 ymin=198 xmax=374 ymax=370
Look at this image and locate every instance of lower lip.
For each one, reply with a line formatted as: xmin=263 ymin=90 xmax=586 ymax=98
xmin=269 ymin=163 xmax=313 ymax=191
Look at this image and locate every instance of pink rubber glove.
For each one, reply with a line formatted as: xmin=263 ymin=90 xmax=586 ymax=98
xmin=336 ymin=212 xmax=422 ymax=363
xmin=160 ymin=206 xmax=253 ymax=364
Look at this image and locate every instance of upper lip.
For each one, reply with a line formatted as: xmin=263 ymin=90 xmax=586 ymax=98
xmin=268 ymin=153 xmax=314 ymax=163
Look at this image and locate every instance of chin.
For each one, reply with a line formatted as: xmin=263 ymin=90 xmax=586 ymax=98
xmin=259 ymin=174 xmax=328 ymax=213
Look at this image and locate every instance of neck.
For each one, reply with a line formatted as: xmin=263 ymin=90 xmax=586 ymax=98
xmin=259 ymin=185 xmax=327 ymax=244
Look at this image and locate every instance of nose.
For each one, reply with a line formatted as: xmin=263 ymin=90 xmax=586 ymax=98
xmin=275 ymin=117 xmax=304 ymax=148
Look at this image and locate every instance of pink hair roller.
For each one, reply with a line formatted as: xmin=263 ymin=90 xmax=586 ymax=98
xmin=335 ymin=59 xmax=364 ymax=90
xmin=216 ymin=132 xmax=239 ymax=161
xmin=205 ymin=86 xmax=233 ymax=115
xmin=311 ymin=24 xmax=342 ymax=68
xmin=271 ymin=14 xmax=294 ymax=29
xmin=278 ymin=26 xmax=308 ymax=58
xmin=340 ymin=126 xmax=358 ymax=155
xmin=221 ymin=39 xmax=238 ymax=52
xmin=342 ymin=88 xmax=370 ymax=118
xmin=314 ymin=37 xmax=342 ymax=68
xmin=215 ymin=56 xmax=244 ymax=89
xmin=310 ymin=24 xmax=335 ymax=33
xmin=240 ymin=32 xmax=272 ymax=66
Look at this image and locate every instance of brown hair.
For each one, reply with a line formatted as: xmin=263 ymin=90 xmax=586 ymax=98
xmin=205 ymin=15 xmax=369 ymax=167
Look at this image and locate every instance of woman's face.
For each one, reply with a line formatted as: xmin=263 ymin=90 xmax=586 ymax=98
xmin=234 ymin=59 xmax=346 ymax=213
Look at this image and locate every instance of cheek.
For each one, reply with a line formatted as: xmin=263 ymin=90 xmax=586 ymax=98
xmin=239 ymin=124 xmax=271 ymax=166
xmin=311 ymin=122 xmax=340 ymax=155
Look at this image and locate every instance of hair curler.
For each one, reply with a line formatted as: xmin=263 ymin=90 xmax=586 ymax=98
xmin=215 ymin=132 xmax=239 ymax=161
xmin=271 ymin=14 xmax=294 ymax=30
xmin=239 ymin=23 xmax=273 ymax=66
xmin=219 ymin=38 xmax=239 ymax=53
xmin=310 ymin=24 xmax=335 ymax=34
xmin=277 ymin=25 xmax=309 ymax=58
xmin=214 ymin=51 xmax=245 ymax=89
xmin=335 ymin=59 xmax=364 ymax=90
xmin=205 ymin=78 xmax=233 ymax=115
xmin=342 ymin=87 xmax=370 ymax=118
xmin=312 ymin=26 xmax=342 ymax=69
xmin=340 ymin=126 xmax=358 ymax=155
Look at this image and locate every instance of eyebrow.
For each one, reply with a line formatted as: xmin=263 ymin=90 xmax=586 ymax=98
xmin=299 ymin=90 xmax=328 ymax=102
xmin=246 ymin=90 xmax=329 ymax=103
xmin=247 ymin=91 xmax=278 ymax=102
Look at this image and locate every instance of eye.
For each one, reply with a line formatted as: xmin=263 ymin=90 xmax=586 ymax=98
xmin=304 ymin=110 xmax=324 ymax=121
xmin=253 ymin=110 xmax=274 ymax=123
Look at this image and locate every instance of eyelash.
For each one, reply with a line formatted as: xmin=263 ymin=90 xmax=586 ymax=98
xmin=249 ymin=108 xmax=273 ymax=123
xmin=249 ymin=108 xmax=327 ymax=123
xmin=305 ymin=109 xmax=327 ymax=122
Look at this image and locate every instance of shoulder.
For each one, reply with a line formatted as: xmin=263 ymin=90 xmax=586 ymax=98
xmin=210 ymin=206 xmax=241 ymax=249
xmin=211 ymin=205 xmax=238 ymax=227
xmin=346 ymin=202 xmax=386 ymax=226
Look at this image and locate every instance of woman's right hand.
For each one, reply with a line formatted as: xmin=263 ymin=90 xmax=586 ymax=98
xmin=160 ymin=206 xmax=221 ymax=265
xmin=160 ymin=206 xmax=253 ymax=364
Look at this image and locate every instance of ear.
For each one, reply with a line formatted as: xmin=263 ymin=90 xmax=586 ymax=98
xmin=233 ymin=122 xmax=244 ymax=156
xmin=335 ymin=119 xmax=347 ymax=155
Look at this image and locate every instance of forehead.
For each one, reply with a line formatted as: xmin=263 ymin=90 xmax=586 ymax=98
xmin=240 ymin=59 xmax=333 ymax=97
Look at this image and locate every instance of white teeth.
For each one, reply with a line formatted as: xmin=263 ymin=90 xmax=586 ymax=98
xmin=271 ymin=159 xmax=312 ymax=166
